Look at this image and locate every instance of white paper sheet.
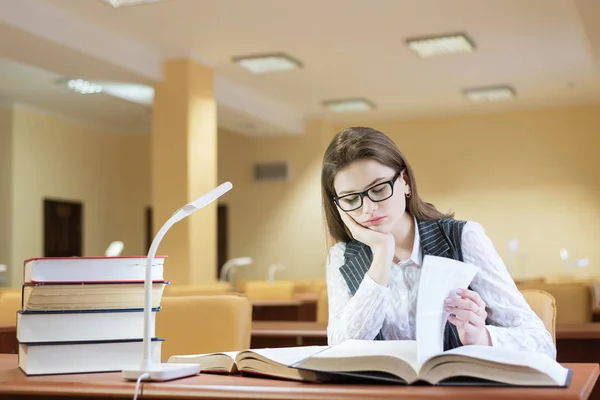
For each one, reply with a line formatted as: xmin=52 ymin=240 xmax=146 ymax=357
xmin=416 ymin=255 xmax=479 ymax=365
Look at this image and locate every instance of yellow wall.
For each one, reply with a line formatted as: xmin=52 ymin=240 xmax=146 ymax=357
xmin=0 ymin=107 xmax=13 ymax=284
xmin=217 ymin=121 xmax=330 ymax=283
xmin=219 ymin=105 xmax=600 ymax=280
xmin=8 ymin=106 xmax=150 ymax=286
xmin=5 ymin=102 xmax=600 ymax=286
xmin=335 ymin=105 xmax=600 ymax=278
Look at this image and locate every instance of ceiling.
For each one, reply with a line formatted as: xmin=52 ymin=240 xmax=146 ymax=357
xmin=1 ymin=0 xmax=600 ymax=136
xmin=0 ymin=58 xmax=152 ymax=133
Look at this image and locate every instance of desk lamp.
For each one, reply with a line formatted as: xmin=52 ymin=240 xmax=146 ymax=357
xmin=267 ymin=264 xmax=285 ymax=282
xmin=219 ymin=257 xmax=252 ymax=283
xmin=122 ymin=182 xmax=233 ymax=382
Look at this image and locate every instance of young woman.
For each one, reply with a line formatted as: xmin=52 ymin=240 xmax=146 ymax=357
xmin=321 ymin=126 xmax=555 ymax=359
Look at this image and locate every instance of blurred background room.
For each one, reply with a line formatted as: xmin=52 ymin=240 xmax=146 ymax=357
xmin=1 ymin=0 xmax=600 ymax=371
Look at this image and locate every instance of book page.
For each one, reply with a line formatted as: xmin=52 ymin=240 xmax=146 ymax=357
xmin=416 ymin=255 xmax=478 ymax=365
xmin=303 ymin=339 xmax=419 ymax=372
xmin=245 ymin=346 xmax=327 ymax=366
xmin=168 ymin=350 xmax=238 ymax=363
xmin=441 ymin=345 xmax=570 ymax=385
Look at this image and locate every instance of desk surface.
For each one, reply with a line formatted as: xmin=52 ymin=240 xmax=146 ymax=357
xmin=558 ymin=324 xmax=600 ymax=340
xmin=0 ymin=355 xmax=598 ymax=400
xmin=251 ymin=299 xmax=305 ymax=307
xmin=0 ymin=325 xmax=15 ymax=333
xmin=252 ymin=321 xmax=327 ymax=337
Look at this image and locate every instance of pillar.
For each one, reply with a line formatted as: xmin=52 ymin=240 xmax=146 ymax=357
xmin=151 ymin=59 xmax=217 ymax=284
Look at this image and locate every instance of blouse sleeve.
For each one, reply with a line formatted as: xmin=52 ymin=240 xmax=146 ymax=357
xmin=462 ymin=222 xmax=556 ymax=359
xmin=325 ymin=242 xmax=391 ymax=345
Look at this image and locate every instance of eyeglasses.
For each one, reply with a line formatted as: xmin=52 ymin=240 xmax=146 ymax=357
xmin=334 ymin=173 xmax=400 ymax=212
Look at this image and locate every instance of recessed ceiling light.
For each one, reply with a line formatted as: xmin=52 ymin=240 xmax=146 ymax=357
xmin=323 ymin=98 xmax=375 ymax=113
xmin=406 ymin=33 xmax=475 ymax=58
xmin=463 ymin=85 xmax=516 ymax=102
xmin=67 ymin=79 xmax=103 ymax=94
xmin=101 ymin=0 xmax=161 ymax=8
xmin=232 ymin=53 xmax=302 ymax=74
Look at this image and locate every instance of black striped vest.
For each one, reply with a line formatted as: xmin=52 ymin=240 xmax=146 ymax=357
xmin=339 ymin=218 xmax=467 ymax=351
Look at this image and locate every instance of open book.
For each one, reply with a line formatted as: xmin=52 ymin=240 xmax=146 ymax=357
xmin=293 ymin=339 xmax=570 ymax=386
xmin=168 ymin=346 xmax=327 ymax=381
xmin=168 ymin=340 xmax=570 ymax=386
xmin=168 ymin=255 xmax=569 ymax=386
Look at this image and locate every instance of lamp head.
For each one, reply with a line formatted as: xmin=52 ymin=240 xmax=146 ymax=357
xmin=171 ymin=182 xmax=233 ymax=222
xmin=233 ymin=257 xmax=252 ymax=266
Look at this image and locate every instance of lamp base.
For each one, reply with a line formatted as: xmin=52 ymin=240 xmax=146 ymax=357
xmin=123 ymin=363 xmax=201 ymax=382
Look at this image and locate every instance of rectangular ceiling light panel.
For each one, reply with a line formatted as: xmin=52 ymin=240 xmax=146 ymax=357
xmin=407 ymin=33 xmax=474 ymax=58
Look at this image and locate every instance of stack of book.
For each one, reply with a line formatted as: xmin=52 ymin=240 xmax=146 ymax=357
xmin=16 ymin=256 xmax=168 ymax=375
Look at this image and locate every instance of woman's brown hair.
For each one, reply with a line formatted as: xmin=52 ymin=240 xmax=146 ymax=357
xmin=321 ymin=126 xmax=453 ymax=244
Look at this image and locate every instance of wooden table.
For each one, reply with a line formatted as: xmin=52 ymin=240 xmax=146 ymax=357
xmin=251 ymin=321 xmax=327 ymax=347
xmin=592 ymin=307 xmax=600 ymax=322
xmin=557 ymin=324 xmax=600 ymax=364
xmin=0 ymin=354 xmax=597 ymax=400
xmin=252 ymin=298 xmax=317 ymax=321
xmin=0 ymin=325 xmax=17 ymax=355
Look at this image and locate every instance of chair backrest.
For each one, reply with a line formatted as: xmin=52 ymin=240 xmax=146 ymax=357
xmin=156 ymin=295 xmax=252 ymax=361
xmin=0 ymin=291 xmax=22 ymax=325
xmin=291 ymin=280 xmax=315 ymax=295
xmin=244 ymin=281 xmax=294 ymax=301
xmin=517 ymin=282 xmax=593 ymax=324
xmin=163 ymin=282 xmax=233 ymax=297
xmin=520 ymin=289 xmax=556 ymax=343
xmin=316 ymin=289 xmax=328 ymax=323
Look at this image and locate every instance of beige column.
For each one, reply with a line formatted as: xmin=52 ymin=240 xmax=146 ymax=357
xmin=151 ymin=59 xmax=217 ymax=284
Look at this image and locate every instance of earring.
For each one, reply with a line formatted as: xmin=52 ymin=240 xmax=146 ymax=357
xmin=406 ymin=190 xmax=412 ymax=198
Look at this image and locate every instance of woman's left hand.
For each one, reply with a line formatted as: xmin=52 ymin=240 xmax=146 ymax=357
xmin=445 ymin=288 xmax=491 ymax=346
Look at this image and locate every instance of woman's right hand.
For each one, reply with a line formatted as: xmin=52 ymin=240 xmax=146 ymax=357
xmin=338 ymin=210 xmax=395 ymax=255
xmin=338 ymin=210 xmax=395 ymax=285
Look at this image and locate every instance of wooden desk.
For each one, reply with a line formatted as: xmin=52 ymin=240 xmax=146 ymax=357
xmin=0 ymin=325 xmax=17 ymax=355
xmin=558 ymin=324 xmax=600 ymax=340
xmin=251 ymin=321 xmax=327 ymax=347
xmin=592 ymin=307 xmax=600 ymax=323
xmin=0 ymin=355 xmax=597 ymax=400
xmin=557 ymin=324 xmax=600 ymax=366
xmin=292 ymin=292 xmax=320 ymax=301
xmin=252 ymin=299 xmax=317 ymax=321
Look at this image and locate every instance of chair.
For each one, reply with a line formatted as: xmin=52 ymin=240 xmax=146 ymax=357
xmin=520 ymin=289 xmax=556 ymax=343
xmin=163 ymin=282 xmax=233 ymax=297
xmin=156 ymin=295 xmax=252 ymax=361
xmin=292 ymin=279 xmax=327 ymax=295
xmin=316 ymin=289 xmax=328 ymax=323
xmin=244 ymin=281 xmax=294 ymax=301
xmin=517 ymin=282 xmax=593 ymax=324
xmin=0 ymin=291 xmax=22 ymax=325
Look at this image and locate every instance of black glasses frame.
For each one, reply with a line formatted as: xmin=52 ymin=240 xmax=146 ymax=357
xmin=334 ymin=172 xmax=401 ymax=212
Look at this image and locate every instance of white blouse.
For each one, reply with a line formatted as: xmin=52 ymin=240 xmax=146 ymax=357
xmin=325 ymin=221 xmax=556 ymax=359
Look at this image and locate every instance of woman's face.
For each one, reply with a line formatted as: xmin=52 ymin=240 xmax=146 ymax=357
xmin=333 ymin=159 xmax=410 ymax=235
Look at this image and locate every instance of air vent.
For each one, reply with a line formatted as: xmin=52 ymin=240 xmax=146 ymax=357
xmin=254 ymin=162 xmax=289 ymax=181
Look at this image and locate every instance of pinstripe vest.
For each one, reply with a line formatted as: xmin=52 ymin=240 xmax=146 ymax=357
xmin=339 ymin=218 xmax=467 ymax=350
